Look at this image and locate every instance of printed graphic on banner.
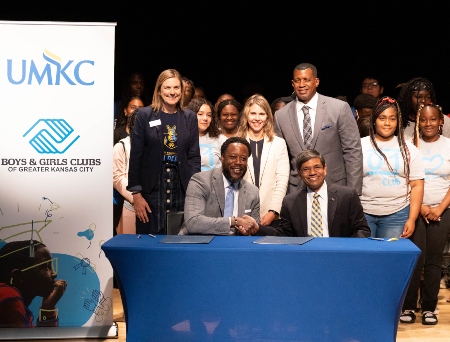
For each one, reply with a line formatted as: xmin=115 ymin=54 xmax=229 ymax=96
xmin=23 ymin=119 xmax=80 ymax=154
xmin=0 ymin=196 xmax=105 ymax=327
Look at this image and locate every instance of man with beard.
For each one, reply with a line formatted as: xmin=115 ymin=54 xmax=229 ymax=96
xmin=179 ymin=137 xmax=260 ymax=235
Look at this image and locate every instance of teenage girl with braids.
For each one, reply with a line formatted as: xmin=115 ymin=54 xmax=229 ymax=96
xmin=401 ymin=103 xmax=450 ymax=325
xmin=359 ymin=96 xmax=424 ymax=238
xmin=397 ymin=77 xmax=450 ymax=140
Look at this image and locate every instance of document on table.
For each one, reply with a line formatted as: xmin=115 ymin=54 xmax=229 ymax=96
xmin=160 ymin=236 xmax=215 ymax=244
xmin=253 ymin=236 xmax=314 ymax=245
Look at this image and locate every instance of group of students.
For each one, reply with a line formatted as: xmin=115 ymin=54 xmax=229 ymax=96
xmin=112 ymin=68 xmax=450 ymax=326
xmin=359 ymin=92 xmax=450 ymax=325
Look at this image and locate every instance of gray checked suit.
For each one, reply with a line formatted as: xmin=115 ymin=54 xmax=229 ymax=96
xmin=179 ymin=167 xmax=260 ymax=235
xmin=274 ymin=93 xmax=363 ymax=194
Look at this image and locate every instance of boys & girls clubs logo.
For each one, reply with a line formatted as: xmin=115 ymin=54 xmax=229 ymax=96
xmin=24 ymin=119 xmax=80 ymax=154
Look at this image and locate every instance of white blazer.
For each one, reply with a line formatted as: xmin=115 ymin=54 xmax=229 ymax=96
xmin=244 ymin=135 xmax=289 ymax=218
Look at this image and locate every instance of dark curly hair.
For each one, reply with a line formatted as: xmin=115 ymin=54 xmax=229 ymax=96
xmin=353 ymin=94 xmax=377 ymax=112
xmin=187 ymin=98 xmax=220 ymax=138
xmin=217 ymin=99 xmax=243 ymax=133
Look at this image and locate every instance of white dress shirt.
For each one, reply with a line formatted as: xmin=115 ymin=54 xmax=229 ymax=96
xmin=296 ymin=92 xmax=319 ymax=140
xmin=306 ymin=181 xmax=329 ymax=237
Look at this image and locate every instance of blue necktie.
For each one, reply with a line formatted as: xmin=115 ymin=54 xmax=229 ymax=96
xmin=224 ymin=183 xmax=235 ymax=217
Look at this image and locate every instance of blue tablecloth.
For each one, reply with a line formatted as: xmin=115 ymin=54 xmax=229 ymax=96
xmin=102 ymin=235 xmax=420 ymax=342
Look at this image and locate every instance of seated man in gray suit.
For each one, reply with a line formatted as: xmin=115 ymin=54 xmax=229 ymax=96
xmin=179 ymin=137 xmax=260 ymax=235
xmin=259 ymin=150 xmax=370 ymax=238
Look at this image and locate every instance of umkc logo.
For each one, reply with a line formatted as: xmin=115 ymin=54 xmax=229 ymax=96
xmin=23 ymin=119 xmax=80 ymax=154
xmin=7 ymin=48 xmax=94 ymax=85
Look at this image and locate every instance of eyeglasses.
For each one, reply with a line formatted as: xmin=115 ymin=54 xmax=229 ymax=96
xmin=300 ymin=165 xmax=324 ymax=174
xmin=362 ymin=82 xmax=379 ymax=89
xmin=21 ymin=258 xmax=58 ymax=274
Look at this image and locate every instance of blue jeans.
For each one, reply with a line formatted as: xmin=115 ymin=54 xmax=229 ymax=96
xmin=364 ymin=205 xmax=409 ymax=238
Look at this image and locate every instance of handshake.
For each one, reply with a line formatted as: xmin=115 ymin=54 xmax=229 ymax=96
xmin=233 ymin=215 xmax=259 ymax=236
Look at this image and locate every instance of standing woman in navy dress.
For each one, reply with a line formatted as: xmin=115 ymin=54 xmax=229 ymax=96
xmin=128 ymin=69 xmax=201 ymax=234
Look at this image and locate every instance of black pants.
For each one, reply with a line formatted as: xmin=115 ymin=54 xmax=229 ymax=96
xmin=403 ymin=209 xmax=450 ymax=312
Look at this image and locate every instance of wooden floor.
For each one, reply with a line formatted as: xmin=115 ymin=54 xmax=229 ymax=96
xmin=25 ymin=287 xmax=450 ymax=341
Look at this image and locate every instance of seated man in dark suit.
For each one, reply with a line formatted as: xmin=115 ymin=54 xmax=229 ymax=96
xmin=179 ymin=137 xmax=260 ymax=235
xmin=259 ymin=150 xmax=370 ymax=237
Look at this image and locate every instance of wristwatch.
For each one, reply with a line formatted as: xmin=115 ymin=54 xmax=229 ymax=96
xmin=268 ymin=210 xmax=279 ymax=216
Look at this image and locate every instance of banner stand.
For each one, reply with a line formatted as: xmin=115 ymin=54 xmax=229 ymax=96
xmin=1 ymin=325 xmax=118 ymax=340
xmin=0 ymin=20 xmax=116 ymax=339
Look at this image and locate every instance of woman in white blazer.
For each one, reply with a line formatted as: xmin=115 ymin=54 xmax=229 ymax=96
xmin=237 ymin=95 xmax=290 ymax=226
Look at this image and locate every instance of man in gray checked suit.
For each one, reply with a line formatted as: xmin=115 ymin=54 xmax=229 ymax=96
xmin=179 ymin=137 xmax=260 ymax=235
xmin=274 ymin=63 xmax=363 ymax=195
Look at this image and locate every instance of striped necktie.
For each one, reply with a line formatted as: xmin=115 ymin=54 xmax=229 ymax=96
xmin=302 ymin=106 xmax=313 ymax=149
xmin=311 ymin=193 xmax=323 ymax=237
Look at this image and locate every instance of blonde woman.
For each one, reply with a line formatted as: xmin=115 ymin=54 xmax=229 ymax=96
xmin=237 ymin=94 xmax=289 ymax=226
xmin=128 ymin=69 xmax=200 ymax=234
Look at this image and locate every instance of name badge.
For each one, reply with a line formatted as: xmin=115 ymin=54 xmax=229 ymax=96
xmin=149 ymin=119 xmax=161 ymax=127
xmin=245 ymin=209 xmax=251 ymax=213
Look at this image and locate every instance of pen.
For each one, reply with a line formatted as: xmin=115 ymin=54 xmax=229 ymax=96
xmin=387 ymin=238 xmax=399 ymax=242
xmin=369 ymin=237 xmax=384 ymax=241
xmin=149 ymin=234 xmax=156 ymax=238
xmin=137 ymin=235 xmax=141 ymax=239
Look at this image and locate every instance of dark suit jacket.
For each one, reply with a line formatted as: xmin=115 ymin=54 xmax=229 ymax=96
xmin=274 ymin=93 xmax=363 ymax=194
xmin=127 ymin=106 xmax=201 ymax=194
xmin=259 ymin=183 xmax=370 ymax=237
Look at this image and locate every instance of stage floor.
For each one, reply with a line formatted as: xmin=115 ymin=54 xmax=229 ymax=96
xmin=32 ymin=287 xmax=450 ymax=341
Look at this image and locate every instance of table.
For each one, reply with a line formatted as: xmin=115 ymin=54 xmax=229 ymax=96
xmin=102 ymin=235 xmax=420 ymax=342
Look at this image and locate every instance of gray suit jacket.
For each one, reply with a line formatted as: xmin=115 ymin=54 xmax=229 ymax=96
xmin=274 ymin=93 xmax=363 ymax=195
xmin=179 ymin=168 xmax=260 ymax=235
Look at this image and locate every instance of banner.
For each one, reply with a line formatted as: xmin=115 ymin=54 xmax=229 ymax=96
xmin=0 ymin=21 xmax=116 ymax=339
